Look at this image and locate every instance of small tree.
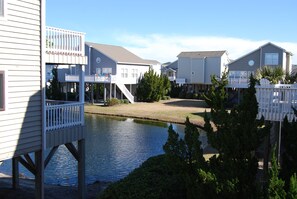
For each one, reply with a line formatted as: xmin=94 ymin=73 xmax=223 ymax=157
xmin=287 ymin=173 xmax=297 ymax=199
xmin=203 ymin=74 xmax=269 ymax=197
xmin=268 ymin=147 xmax=286 ymax=199
xmin=46 ymin=67 xmax=62 ymax=100
xmin=255 ymin=66 xmax=285 ymax=84
xmin=136 ymin=69 xmax=170 ymax=102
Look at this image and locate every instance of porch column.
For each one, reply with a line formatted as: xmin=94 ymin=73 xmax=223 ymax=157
xmin=104 ymin=84 xmax=106 ymax=102
xmin=78 ymin=139 xmax=86 ymax=199
xmin=91 ymin=83 xmax=94 ymax=104
xmin=12 ymin=157 xmax=19 ymax=189
xmin=109 ymin=83 xmax=112 ymax=99
xmin=35 ymin=150 xmax=44 ymax=199
xmin=79 ymin=65 xmax=85 ymax=119
xmin=114 ymin=83 xmax=116 ymax=99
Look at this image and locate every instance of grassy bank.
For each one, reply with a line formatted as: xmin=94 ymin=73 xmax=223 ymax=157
xmin=85 ymin=98 xmax=210 ymax=128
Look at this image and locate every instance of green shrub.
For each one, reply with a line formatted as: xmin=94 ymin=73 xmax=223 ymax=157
xmin=98 ymin=155 xmax=187 ymax=199
xmin=123 ymin=99 xmax=129 ymax=104
xmin=106 ymin=98 xmax=120 ymax=106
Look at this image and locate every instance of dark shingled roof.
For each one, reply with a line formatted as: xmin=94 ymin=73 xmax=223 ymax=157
xmin=86 ymin=42 xmax=150 ymax=65
xmin=177 ymin=51 xmax=227 ymax=58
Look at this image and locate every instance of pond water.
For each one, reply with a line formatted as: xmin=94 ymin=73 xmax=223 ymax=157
xmin=0 ymin=114 xmax=207 ymax=185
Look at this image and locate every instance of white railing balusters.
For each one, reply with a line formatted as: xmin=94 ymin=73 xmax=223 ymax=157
xmin=46 ymin=26 xmax=85 ymax=56
xmin=256 ymin=84 xmax=297 ymax=122
xmin=46 ymin=102 xmax=84 ymax=131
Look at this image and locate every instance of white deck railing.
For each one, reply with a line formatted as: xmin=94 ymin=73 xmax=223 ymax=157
xmin=65 ymin=74 xmax=116 ymax=83
xmin=46 ymin=26 xmax=85 ymax=56
xmin=256 ymin=84 xmax=297 ymax=122
xmin=46 ymin=101 xmax=84 ymax=131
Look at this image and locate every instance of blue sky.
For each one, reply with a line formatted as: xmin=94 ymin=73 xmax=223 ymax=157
xmin=46 ymin=0 xmax=297 ymax=64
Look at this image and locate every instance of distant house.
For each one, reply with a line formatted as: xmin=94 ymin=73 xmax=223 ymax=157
xmin=228 ymin=42 xmax=293 ymax=87
xmin=177 ymin=51 xmax=230 ymax=92
xmin=162 ymin=60 xmax=178 ymax=81
xmin=57 ymin=42 xmax=161 ymax=103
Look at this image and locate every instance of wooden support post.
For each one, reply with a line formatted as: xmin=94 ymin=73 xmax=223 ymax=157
xmin=35 ymin=150 xmax=44 ymax=199
xmin=78 ymin=139 xmax=86 ymax=199
xmin=104 ymin=84 xmax=106 ymax=103
xmin=12 ymin=157 xmax=19 ymax=189
xmin=65 ymin=143 xmax=79 ymax=161
xmin=91 ymin=83 xmax=94 ymax=104
xmin=109 ymin=83 xmax=112 ymax=99
xmin=114 ymin=83 xmax=116 ymax=99
xmin=44 ymin=146 xmax=59 ymax=169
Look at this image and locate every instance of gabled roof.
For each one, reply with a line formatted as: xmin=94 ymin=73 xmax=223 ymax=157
xmin=177 ymin=51 xmax=227 ymax=58
xmin=228 ymin=42 xmax=293 ymax=65
xmin=86 ymin=42 xmax=150 ymax=65
xmin=164 ymin=60 xmax=178 ymax=70
xmin=142 ymin=59 xmax=160 ymax=65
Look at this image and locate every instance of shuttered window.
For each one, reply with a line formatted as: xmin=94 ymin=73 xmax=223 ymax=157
xmin=0 ymin=71 xmax=5 ymax=111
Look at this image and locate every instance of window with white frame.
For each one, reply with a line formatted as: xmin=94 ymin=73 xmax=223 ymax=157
xmin=124 ymin=68 xmax=128 ymax=78
xmin=132 ymin=69 xmax=138 ymax=78
xmin=0 ymin=0 xmax=6 ymax=19
xmin=265 ymin=53 xmax=279 ymax=65
xmin=0 ymin=71 xmax=5 ymax=111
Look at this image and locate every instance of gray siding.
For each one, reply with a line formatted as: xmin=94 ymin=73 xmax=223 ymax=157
xmin=228 ymin=43 xmax=285 ymax=72
xmin=0 ymin=0 xmax=42 ymax=161
xmin=191 ymin=58 xmax=205 ymax=83
xmin=177 ymin=57 xmax=191 ymax=83
xmin=205 ymin=57 xmax=221 ymax=84
xmin=86 ymin=45 xmax=117 ymax=76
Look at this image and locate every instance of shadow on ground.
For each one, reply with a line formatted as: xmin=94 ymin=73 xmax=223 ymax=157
xmin=164 ymin=99 xmax=209 ymax=108
xmin=0 ymin=177 xmax=110 ymax=199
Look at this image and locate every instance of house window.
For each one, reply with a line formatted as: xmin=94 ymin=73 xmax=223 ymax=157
xmin=265 ymin=53 xmax=279 ymax=65
xmin=121 ymin=68 xmax=128 ymax=78
xmin=132 ymin=69 xmax=138 ymax=78
xmin=0 ymin=0 xmax=7 ymax=19
xmin=0 ymin=71 xmax=5 ymax=111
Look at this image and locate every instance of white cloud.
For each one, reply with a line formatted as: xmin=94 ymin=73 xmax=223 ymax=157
xmin=116 ymin=34 xmax=297 ymax=65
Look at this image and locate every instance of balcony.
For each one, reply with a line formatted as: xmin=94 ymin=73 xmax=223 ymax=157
xmin=45 ymin=100 xmax=85 ymax=148
xmin=64 ymin=74 xmax=117 ymax=83
xmin=227 ymin=71 xmax=253 ymax=88
xmin=45 ymin=26 xmax=87 ymax=65
xmin=256 ymin=84 xmax=297 ymax=122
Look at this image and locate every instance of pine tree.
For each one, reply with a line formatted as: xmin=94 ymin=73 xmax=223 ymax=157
xmin=287 ymin=173 xmax=297 ymax=199
xmin=203 ymin=74 xmax=269 ymax=197
xmin=268 ymin=147 xmax=286 ymax=199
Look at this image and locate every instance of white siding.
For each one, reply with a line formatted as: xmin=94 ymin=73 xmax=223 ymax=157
xmin=0 ymin=0 xmax=42 ymax=161
xmin=116 ymin=64 xmax=149 ymax=84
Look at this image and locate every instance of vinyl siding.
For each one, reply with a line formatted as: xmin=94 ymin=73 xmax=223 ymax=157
xmin=0 ymin=0 xmax=42 ymax=161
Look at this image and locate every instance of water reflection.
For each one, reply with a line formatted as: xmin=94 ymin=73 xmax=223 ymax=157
xmin=0 ymin=114 xmax=207 ymax=185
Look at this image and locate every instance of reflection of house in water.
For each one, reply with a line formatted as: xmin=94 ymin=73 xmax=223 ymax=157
xmin=0 ymin=1 xmax=87 ymax=198
xmin=56 ymin=42 xmax=161 ymax=103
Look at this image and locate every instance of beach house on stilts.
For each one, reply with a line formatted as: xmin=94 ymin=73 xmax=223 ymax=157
xmin=0 ymin=0 xmax=87 ymax=198
xmin=56 ymin=42 xmax=161 ymax=104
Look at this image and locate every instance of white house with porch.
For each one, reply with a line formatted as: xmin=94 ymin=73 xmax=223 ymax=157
xmin=56 ymin=42 xmax=161 ymax=103
xmin=0 ymin=0 xmax=87 ymax=198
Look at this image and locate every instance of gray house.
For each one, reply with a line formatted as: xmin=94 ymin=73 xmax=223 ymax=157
xmin=162 ymin=60 xmax=178 ymax=81
xmin=58 ymin=42 xmax=161 ymax=103
xmin=177 ymin=51 xmax=229 ymax=92
xmin=228 ymin=42 xmax=293 ymax=86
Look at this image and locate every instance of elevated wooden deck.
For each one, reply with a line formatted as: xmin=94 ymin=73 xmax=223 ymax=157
xmin=256 ymin=84 xmax=297 ymax=122
xmin=45 ymin=26 xmax=87 ymax=65
xmin=45 ymin=100 xmax=85 ymax=148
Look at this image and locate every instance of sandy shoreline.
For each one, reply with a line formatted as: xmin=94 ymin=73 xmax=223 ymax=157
xmin=0 ymin=174 xmax=110 ymax=199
